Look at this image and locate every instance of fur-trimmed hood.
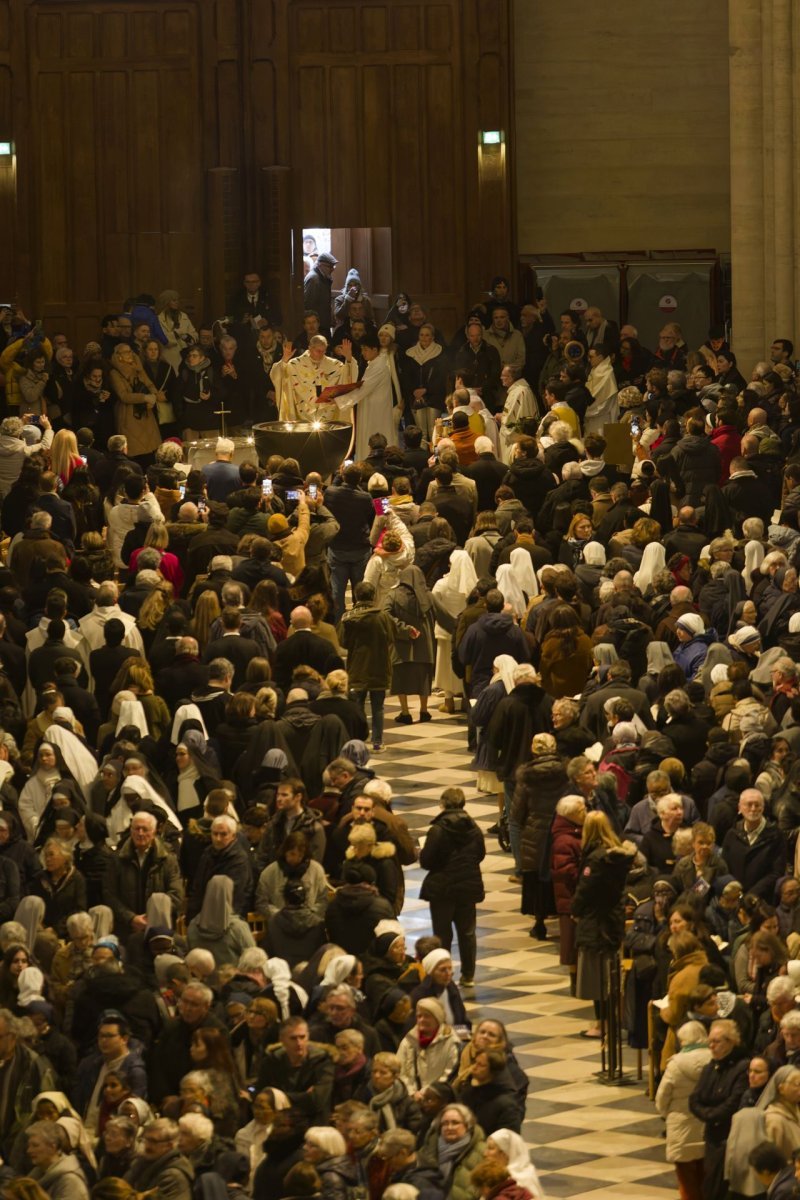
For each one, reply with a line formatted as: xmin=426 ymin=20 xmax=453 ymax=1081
xmin=345 ymin=841 xmax=396 ymax=861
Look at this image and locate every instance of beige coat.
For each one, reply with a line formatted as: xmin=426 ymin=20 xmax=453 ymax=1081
xmin=655 ymin=1045 xmax=710 ymax=1161
xmin=109 ymin=348 xmax=161 ymax=457
xmin=765 ymin=1100 xmax=800 ymax=1159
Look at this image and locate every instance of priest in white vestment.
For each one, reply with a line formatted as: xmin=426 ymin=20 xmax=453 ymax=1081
xmin=270 ymin=334 xmax=358 ymax=423
xmin=496 ymin=366 xmax=537 ymax=463
xmin=326 ymin=335 xmax=395 ymax=461
xmin=584 ymin=345 xmax=619 ymax=435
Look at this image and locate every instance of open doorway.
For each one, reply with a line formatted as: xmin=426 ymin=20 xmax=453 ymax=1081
xmin=301 ymin=226 xmax=392 ymax=324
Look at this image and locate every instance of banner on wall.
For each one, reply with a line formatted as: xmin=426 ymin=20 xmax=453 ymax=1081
xmin=537 ymin=269 xmax=621 ymax=326
xmin=627 ymin=268 xmax=712 ymax=353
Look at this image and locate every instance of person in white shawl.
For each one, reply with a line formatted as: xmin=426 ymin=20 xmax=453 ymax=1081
xmin=45 ymin=710 xmax=100 ymax=802
xmin=497 ymin=366 xmax=537 ymax=463
xmin=270 ymin=334 xmax=358 ymax=423
xmin=432 ymin=549 xmax=478 ymax=711
xmin=77 ymin=583 xmax=144 ymax=657
xmin=633 ymin=541 xmax=666 ymax=594
xmin=485 ymin=1128 xmax=545 ymax=1198
xmin=235 ymin=1086 xmax=291 ymax=1184
xmin=495 ymin=564 xmax=527 ymax=621
xmin=107 ymin=773 xmax=182 ymax=847
xmin=327 ymin=336 xmax=395 ymax=461
xmin=509 ymin=546 xmax=539 ymax=603
xmin=584 ymin=344 xmax=619 ymax=435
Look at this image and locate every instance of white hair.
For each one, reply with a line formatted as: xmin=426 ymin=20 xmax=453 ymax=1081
xmin=474 ymin=436 xmax=493 ymax=455
xmin=305 ymin=1126 xmax=347 ymax=1157
xmin=216 ymin=437 xmax=234 ymax=456
xmin=30 ymin=511 xmax=52 ymax=531
xmin=211 ymin=814 xmax=237 ymax=834
xmin=363 ymin=779 xmax=392 ymax=805
xmin=677 ymin=1020 xmax=708 ymax=1047
xmin=657 ymin=793 xmax=684 ymax=817
xmin=178 ymin=1112 xmax=214 ymax=1142
xmin=238 ymin=947 xmax=270 ymax=974
xmin=549 ymin=420 xmax=572 ymax=444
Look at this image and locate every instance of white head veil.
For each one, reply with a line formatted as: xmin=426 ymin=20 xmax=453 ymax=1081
xmin=496 ymin=564 xmax=527 ymax=620
xmin=42 ymin=728 xmax=98 ymax=801
xmin=493 ymin=654 xmax=518 ymax=694
xmin=489 ymin=1129 xmax=544 ymax=1197
xmin=510 ymin=547 xmax=538 ymax=599
xmin=170 ymin=703 xmax=209 ymax=745
xmin=742 ymin=540 xmax=766 ymax=594
xmin=445 ymin=548 xmax=478 ymax=598
xmin=116 ymin=694 xmax=149 ymax=738
xmin=633 ymin=542 xmax=666 ymax=593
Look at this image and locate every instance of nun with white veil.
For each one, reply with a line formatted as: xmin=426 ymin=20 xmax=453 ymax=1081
xmin=484 ymin=1128 xmax=544 ymax=1198
xmin=107 ymin=773 xmax=183 ymax=847
xmin=431 ymin=549 xmax=478 ymax=713
xmin=44 ymin=711 xmax=99 ymax=802
xmin=472 ymin=654 xmax=519 ymax=798
xmin=116 ymin=695 xmax=149 ymax=738
xmin=633 ymin=541 xmax=667 ymax=595
xmin=496 ymin=564 xmax=527 ymax=621
xmin=170 ymin=702 xmax=209 ymax=744
xmin=510 ymin=546 xmax=538 ymax=605
xmin=742 ymin=539 xmax=766 ymax=594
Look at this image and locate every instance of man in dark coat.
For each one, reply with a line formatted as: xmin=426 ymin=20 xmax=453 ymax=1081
xmin=457 ymin=589 xmax=531 ymax=696
xmin=502 ymin=438 xmax=556 ymax=517
xmin=105 ymin=812 xmax=184 ymax=940
xmin=463 ymin=441 xmax=507 ymax=514
xmin=257 ymin=1017 xmax=335 ymax=1121
xmin=663 ymin=507 xmax=710 ymax=564
xmin=324 ymin=862 xmax=395 ymax=955
xmin=579 ymin=663 xmax=654 ymax=741
xmin=419 ymin=788 xmax=485 ymax=986
xmin=148 ymin=982 xmax=226 ymax=1102
xmin=274 ymin=607 xmax=343 ymax=691
xmin=303 ymin=254 xmax=337 ymax=338
xmin=667 ymin=419 xmax=722 ymax=505
xmin=154 ymin=636 xmax=210 ymax=713
xmin=722 ymin=457 xmax=775 ymax=534
xmin=721 ymin=789 xmax=787 ymax=899
xmin=187 ymin=815 xmax=253 ymax=919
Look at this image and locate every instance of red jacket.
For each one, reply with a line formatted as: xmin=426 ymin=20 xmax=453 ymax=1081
xmin=710 ymin=423 xmax=741 ymax=483
xmin=550 ymin=812 xmax=583 ymax=914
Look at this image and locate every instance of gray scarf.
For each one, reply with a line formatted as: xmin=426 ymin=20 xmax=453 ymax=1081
xmin=368 ymin=1078 xmax=406 ymax=1130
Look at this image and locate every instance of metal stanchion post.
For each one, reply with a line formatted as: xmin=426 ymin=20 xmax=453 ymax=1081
xmin=596 ymin=951 xmax=634 ymax=1086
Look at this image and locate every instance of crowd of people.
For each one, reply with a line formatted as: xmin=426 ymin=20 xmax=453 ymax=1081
xmin=1 ymin=276 xmax=800 ymax=1200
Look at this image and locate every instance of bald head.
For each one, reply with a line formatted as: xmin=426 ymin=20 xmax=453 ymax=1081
xmin=179 ymin=502 xmax=199 ymax=522
xmin=678 ymin=506 xmax=696 ymax=526
xmin=290 ymin=606 xmax=312 ymax=630
xmin=670 ymin=586 xmax=692 ymax=605
xmin=747 ymin=408 xmax=767 ymax=428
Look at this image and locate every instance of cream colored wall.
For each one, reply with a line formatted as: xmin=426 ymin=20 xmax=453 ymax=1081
xmin=514 ymin=1 xmax=731 ymax=253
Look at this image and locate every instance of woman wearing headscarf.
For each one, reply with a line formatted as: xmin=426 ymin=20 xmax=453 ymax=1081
xmin=699 ymin=484 xmax=734 ymax=540
xmin=385 ymin=566 xmax=437 ymax=725
xmin=235 ymin=1087 xmax=290 ymax=1186
xmin=106 ymin=773 xmax=182 ymax=847
xmin=495 ymin=564 xmax=527 ymax=622
xmin=28 ymin=1090 xmax=98 ymax=1178
xmin=18 ymin=743 xmax=65 ymax=841
xmin=483 ymin=1129 xmax=544 ymax=1198
xmin=45 ymin=711 xmax=99 ymax=803
xmin=377 ymin=323 xmax=404 ymax=437
xmin=165 ymin=731 xmax=221 ymax=820
xmin=638 ymin=642 xmax=675 ymax=705
xmin=186 ymin=876 xmax=255 ymax=967
xmin=33 ymin=779 xmax=87 ymax=849
xmin=432 ymin=549 xmax=478 ymax=714
xmin=409 ymin=949 xmax=470 ymax=1034
xmin=633 ymin=542 xmax=667 ymax=596
xmin=761 ymin=1064 xmax=800 ymax=1158
xmin=580 ymin=642 xmax=619 ymax=701
xmin=674 ymin=613 xmax=715 ymax=681
xmin=742 ymin=539 xmax=766 ymax=595
xmin=693 ymin=641 xmax=733 ymax=699
xmin=472 ymin=655 xmax=517 ymax=809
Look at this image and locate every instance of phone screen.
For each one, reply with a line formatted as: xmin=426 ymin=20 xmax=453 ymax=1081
xmin=179 ymin=484 xmax=186 ymax=498
xmin=79 ymin=454 xmax=88 ymax=466
xmin=286 ymin=489 xmax=300 ymax=501
xmin=262 ymin=478 xmax=273 ymax=496
xmin=308 ymin=483 xmax=318 ymax=499
xmin=373 ymin=497 xmax=390 ymax=515
xmin=197 ymin=499 xmax=206 ymax=513
xmin=344 ymin=459 xmax=353 ymax=468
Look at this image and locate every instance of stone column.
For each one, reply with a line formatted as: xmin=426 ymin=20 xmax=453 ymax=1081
xmin=729 ymin=0 xmax=797 ymax=371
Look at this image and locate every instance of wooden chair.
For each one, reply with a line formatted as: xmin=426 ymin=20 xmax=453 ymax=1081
xmin=247 ymin=911 xmax=267 ymax=938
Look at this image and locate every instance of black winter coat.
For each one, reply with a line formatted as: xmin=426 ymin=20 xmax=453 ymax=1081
xmin=571 ymin=843 xmax=636 ymax=953
xmin=325 ymin=884 xmax=395 ymax=955
xmin=721 ymin=820 xmax=787 ymax=899
xmin=187 ymin=839 xmax=253 ymax=919
xmin=419 ymin=810 xmax=485 ymax=904
xmin=510 ymin=754 xmax=567 ymax=874
xmin=485 ymin=682 xmax=553 ymax=781
xmin=668 ymin=434 xmax=722 ymax=504
xmin=455 ymin=1065 xmax=523 ymax=1134
xmin=688 ymin=1048 xmax=748 ymax=1144
xmin=503 ymin=458 xmax=556 ymax=517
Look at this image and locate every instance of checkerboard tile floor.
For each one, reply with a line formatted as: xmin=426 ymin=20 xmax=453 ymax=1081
xmin=375 ymin=698 xmax=673 ymax=1199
